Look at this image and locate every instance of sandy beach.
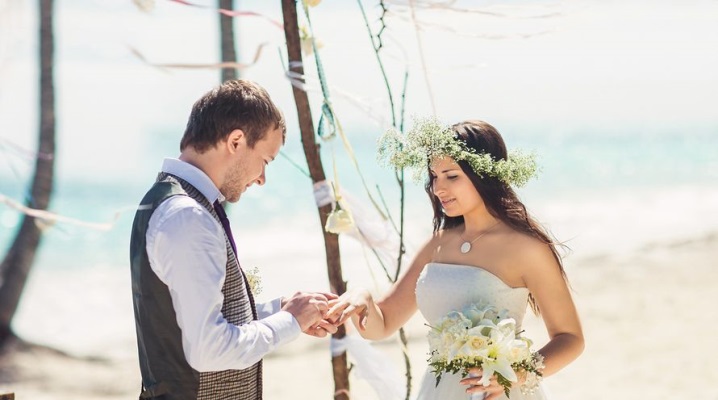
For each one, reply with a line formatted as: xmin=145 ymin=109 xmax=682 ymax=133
xmin=1 ymin=0 xmax=717 ymax=398
xmin=1 ymin=231 xmax=716 ymax=400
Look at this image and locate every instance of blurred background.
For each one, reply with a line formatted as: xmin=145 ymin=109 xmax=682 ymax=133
xmin=0 ymin=0 xmax=716 ymax=399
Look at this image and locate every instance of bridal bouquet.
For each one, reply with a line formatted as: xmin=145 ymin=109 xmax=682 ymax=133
xmin=427 ymin=302 xmax=544 ymax=398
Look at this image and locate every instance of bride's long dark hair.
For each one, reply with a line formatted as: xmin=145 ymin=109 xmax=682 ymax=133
xmin=424 ymin=120 xmax=567 ymax=314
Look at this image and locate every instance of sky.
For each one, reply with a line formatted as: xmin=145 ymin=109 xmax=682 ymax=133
xmin=1 ymin=0 xmax=716 ymax=161
xmin=0 ymin=0 xmax=716 ymax=216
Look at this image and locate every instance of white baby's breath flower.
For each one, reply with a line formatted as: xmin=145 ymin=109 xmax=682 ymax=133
xmin=244 ymin=266 xmax=262 ymax=296
xmin=508 ymin=339 xmax=532 ymax=363
xmin=377 ymin=116 xmax=539 ymax=187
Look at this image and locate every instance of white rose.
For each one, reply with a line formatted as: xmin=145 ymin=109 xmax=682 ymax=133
xmin=457 ymin=334 xmax=490 ymax=359
xmin=299 ymin=25 xmax=323 ymax=57
xmin=325 ymin=206 xmax=355 ymax=234
xmin=507 ymin=339 xmax=531 ymax=363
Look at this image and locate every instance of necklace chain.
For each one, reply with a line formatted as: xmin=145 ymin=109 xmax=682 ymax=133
xmin=459 ymin=221 xmax=500 ymax=253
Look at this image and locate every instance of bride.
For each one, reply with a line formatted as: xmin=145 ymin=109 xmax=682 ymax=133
xmin=326 ymin=119 xmax=584 ymax=399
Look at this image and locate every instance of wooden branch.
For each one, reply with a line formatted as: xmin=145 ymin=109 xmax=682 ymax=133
xmin=280 ymin=1 xmax=350 ymax=399
xmin=218 ymin=0 xmax=238 ymax=82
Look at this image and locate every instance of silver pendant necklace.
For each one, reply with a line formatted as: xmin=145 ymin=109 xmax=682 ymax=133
xmin=460 ymin=222 xmax=500 ymax=254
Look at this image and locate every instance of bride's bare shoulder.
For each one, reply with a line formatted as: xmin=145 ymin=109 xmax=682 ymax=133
xmin=503 ymin=230 xmax=560 ymax=274
xmin=411 ymin=228 xmax=459 ymax=266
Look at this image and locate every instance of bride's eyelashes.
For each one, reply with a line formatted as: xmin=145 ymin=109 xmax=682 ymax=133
xmin=429 ymin=174 xmax=459 ymax=181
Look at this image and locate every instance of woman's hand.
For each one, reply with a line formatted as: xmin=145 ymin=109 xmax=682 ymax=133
xmin=460 ymin=368 xmax=506 ymax=400
xmin=324 ymin=288 xmax=372 ymax=330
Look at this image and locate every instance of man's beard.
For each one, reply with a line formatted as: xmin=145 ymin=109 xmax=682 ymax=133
xmin=221 ymin=159 xmax=247 ymax=203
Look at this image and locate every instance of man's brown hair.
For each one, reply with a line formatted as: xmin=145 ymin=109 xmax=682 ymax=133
xmin=180 ymin=79 xmax=286 ymax=153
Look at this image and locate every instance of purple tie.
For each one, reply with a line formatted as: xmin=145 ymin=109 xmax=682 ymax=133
xmin=213 ymin=199 xmax=258 ymax=321
xmin=213 ymin=200 xmax=237 ymax=256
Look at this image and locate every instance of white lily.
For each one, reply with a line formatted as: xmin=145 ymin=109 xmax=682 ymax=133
xmin=480 ymin=322 xmax=521 ymax=385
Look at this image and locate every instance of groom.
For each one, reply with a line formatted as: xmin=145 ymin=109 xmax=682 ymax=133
xmin=130 ymin=79 xmax=337 ymax=400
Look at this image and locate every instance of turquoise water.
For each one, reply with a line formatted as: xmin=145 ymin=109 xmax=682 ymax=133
xmin=1 ymin=121 xmax=717 ymax=271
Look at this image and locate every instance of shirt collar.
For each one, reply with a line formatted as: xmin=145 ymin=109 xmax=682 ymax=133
xmin=161 ymin=158 xmax=225 ymax=203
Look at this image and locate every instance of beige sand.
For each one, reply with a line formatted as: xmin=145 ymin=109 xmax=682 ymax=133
xmin=1 ymin=233 xmax=717 ymax=400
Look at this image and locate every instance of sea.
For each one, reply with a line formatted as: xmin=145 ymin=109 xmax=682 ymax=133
xmin=0 ymin=0 xmax=716 ymax=361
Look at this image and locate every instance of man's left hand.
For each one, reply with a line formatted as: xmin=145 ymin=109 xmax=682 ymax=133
xmin=304 ymin=319 xmax=338 ymax=338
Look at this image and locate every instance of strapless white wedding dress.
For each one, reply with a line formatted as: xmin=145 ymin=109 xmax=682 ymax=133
xmin=414 ymin=262 xmax=548 ymax=400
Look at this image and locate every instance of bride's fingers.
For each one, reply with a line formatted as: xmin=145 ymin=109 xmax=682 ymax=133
xmin=316 ymin=319 xmax=338 ymax=334
xmin=484 ymin=389 xmax=505 ymax=400
xmin=325 ymin=302 xmax=349 ymax=321
xmin=309 ymin=326 xmax=327 ymax=338
xmin=460 ymin=376 xmax=482 ymax=386
xmin=460 ymin=368 xmax=484 ymax=386
xmin=319 ymin=291 xmax=339 ymax=300
xmin=358 ymin=309 xmax=368 ymax=330
xmin=467 ymin=368 xmax=483 ymax=376
xmin=337 ymin=305 xmax=358 ymax=325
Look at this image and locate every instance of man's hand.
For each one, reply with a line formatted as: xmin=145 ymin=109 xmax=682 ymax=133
xmin=303 ymin=319 xmax=338 ymax=338
xmin=281 ymin=292 xmax=339 ymax=337
xmin=324 ymin=288 xmax=372 ymax=330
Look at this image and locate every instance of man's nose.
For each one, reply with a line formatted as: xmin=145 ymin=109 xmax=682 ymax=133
xmin=255 ymin=171 xmax=266 ymax=186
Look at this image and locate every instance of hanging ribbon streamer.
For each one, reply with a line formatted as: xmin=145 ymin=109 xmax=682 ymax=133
xmin=298 ymin=4 xmax=388 ymax=219
xmin=331 ymin=335 xmax=407 ymax=400
xmin=0 ymin=193 xmax=126 ymax=231
xmin=386 ymin=13 xmax=555 ymax=39
xmin=166 ymin=0 xmax=284 ymax=29
xmin=300 ymin=1 xmax=336 ymax=141
xmin=407 ymin=0 xmax=437 ymax=117
xmin=0 ymin=137 xmax=54 ymax=161
xmin=130 ymin=43 xmax=269 ymax=72
xmin=283 ymin=68 xmax=391 ymax=128
xmin=384 ymin=0 xmax=562 ymax=19
xmin=314 ymin=180 xmax=401 ymax=276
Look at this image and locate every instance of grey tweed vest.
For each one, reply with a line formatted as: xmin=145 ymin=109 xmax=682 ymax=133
xmin=130 ymin=173 xmax=262 ymax=400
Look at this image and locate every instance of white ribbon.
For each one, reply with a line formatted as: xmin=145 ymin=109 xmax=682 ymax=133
xmin=0 ymin=193 xmax=124 ymax=231
xmin=331 ymin=335 xmax=406 ymax=400
xmin=313 ymin=180 xmax=402 ymax=270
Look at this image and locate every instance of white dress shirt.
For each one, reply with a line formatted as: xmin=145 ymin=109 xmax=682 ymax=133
xmin=145 ymin=158 xmax=301 ymax=372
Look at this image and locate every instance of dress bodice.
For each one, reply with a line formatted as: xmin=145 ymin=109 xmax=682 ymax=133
xmin=414 ymin=262 xmax=544 ymax=400
xmin=416 ymin=262 xmax=530 ymax=330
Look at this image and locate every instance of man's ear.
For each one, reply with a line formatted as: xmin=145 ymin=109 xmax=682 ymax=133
xmin=227 ymin=129 xmax=246 ymax=153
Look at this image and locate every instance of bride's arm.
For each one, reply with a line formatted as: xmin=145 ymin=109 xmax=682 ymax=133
xmin=520 ymin=238 xmax=585 ymax=377
xmin=327 ymin=235 xmax=438 ymax=340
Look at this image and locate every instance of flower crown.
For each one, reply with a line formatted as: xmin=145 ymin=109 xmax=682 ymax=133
xmin=377 ymin=117 xmax=539 ymax=187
